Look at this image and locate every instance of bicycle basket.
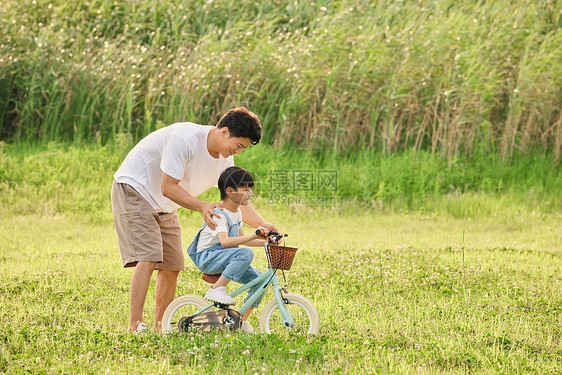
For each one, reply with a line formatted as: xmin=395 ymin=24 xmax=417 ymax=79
xmin=267 ymin=244 xmax=298 ymax=270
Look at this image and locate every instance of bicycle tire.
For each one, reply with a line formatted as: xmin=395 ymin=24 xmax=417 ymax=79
xmin=161 ymin=295 xmax=211 ymax=333
xmin=259 ymin=293 xmax=320 ymax=335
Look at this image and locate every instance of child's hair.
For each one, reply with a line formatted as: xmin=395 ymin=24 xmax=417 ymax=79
xmin=218 ymin=166 xmax=255 ymax=200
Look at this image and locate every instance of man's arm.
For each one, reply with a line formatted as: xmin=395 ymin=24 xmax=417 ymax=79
xmin=239 ymin=204 xmax=279 ymax=233
xmin=161 ymin=172 xmax=221 ymax=230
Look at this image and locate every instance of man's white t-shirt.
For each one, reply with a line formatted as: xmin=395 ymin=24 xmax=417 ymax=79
xmin=114 ymin=123 xmax=234 ymax=213
xmin=196 ymin=208 xmax=242 ymax=252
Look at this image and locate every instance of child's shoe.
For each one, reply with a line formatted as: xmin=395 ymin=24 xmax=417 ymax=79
xmin=240 ymin=320 xmax=254 ymax=333
xmin=204 ymin=286 xmax=236 ymax=305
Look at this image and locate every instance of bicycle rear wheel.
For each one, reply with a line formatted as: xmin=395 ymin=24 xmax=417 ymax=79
xmin=259 ymin=293 xmax=319 ymax=335
xmin=161 ymin=295 xmax=210 ymax=333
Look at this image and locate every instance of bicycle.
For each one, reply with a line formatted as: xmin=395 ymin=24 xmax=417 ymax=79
xmin=161 ymin=232 xmax=320 ymax=335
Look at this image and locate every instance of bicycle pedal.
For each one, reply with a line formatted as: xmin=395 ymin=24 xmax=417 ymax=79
xmin=213 ymin=302 xmax=231 ymax=309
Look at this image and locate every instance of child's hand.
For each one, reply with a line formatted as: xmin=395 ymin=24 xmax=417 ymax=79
xmin=255 ymin=226 xmax=270 ymax=238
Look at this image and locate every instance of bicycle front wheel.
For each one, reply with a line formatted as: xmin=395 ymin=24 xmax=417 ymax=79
xmin=259 ymin=293 xmax=320 ymax=335
xmin=161 ymin=295 xmax=210 ymax=333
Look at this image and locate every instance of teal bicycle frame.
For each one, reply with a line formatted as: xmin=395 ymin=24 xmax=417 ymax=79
xmin=191 ymin=243 xmax=295 ymax=328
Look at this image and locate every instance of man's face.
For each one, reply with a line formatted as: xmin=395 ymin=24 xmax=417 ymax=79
xmin=219 ymin=129 xmax=252 ymax=157
xmin=227 ymin=186 xmax=253 ymax=205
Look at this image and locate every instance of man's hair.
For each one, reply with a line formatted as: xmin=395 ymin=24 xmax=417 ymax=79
xmin=216 ymin=107 xmax=262 ymax=145
xmin=218 ymin=166 xmax=255 ymax=200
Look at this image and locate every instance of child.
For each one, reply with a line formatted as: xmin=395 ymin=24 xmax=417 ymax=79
xmin=187 ymin=166 xmax=272 ymax=333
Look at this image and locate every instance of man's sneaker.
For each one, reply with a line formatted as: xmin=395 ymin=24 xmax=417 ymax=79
xmin=240 ymin=320 xmax=254 ymax=334
xmin=135 ymin=321 xmax=147 ymax=334
xmin=204 ymin=286 xmax=236 ymax=305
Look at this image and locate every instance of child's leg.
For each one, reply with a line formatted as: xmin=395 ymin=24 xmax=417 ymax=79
xmin=193 ymin=248 xmax=255 ymax=305
xmin=235 ymin=266 xmax=265 ymax=320
xmin=212 ymin=275 xmax=230 ymax=289
xmin=242 ymin=307 xmax=254 ymax=321
xmin=191 ymin=247 xmax=254 ymax=288
xmin=220 ymin=247 xmax=254 ymax=284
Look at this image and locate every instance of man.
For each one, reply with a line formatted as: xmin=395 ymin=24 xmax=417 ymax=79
xmin=111 ymin=107 xmax=277 ymax=332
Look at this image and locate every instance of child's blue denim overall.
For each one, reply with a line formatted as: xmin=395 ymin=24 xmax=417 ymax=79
xmin=187 ymin=208 xmax=264 ymax=308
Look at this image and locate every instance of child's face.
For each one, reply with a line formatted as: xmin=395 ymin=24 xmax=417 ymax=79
xmin=228 ymin=186 xmax=253 ymax=205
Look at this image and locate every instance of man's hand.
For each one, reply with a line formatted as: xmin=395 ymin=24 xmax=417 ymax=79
xmin=201 ymin=202 xmax=223 ymax=230
xmin=262 ymin=222 xmax=280 ymax=233
xmin=260 ymin=223 xmax=282 ymax=244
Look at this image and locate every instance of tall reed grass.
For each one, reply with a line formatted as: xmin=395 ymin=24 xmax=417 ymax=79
xmin=1 ymin=0 xmax=561 ymax=160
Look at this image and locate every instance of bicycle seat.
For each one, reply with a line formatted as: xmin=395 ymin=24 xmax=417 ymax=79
xmin=202 ymin=273 xmax=221 ymax=284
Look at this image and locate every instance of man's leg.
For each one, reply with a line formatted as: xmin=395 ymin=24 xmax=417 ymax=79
xmin=156 ymin=212 xmax=184 ymax=331
xmin=112 ymin=182 xmax=166 ymax=331
xmin=154 ymin=269 xmax=179 ymax=331
xmin=129 ymin=261 xmax=157 ymax=331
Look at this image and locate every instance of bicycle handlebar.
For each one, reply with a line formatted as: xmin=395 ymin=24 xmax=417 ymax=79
xmin=255 ymin=229 xmax=287 ymax=243
xmin=255 ymin=229 xmax=279 ymax=236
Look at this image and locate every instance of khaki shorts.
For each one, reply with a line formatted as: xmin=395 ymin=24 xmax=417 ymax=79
xmin=111 ymin=181 xmax=185 ymax=271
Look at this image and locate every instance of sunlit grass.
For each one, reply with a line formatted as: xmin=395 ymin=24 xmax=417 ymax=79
xmin=0 ymin=122 xmax=561 ymax=372
xmin=1 ymin=211 xmax=560 ymax=373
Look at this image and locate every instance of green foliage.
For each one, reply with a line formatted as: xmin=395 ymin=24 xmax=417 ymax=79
xmin=0 ymin=142 xmax=125 ymax=223
xmin=1 ymin=142 xmax=561 ymax=224
xmin=234 ymin=144 xmax=562 ymax=218
xmin=1 ymin=0 xmax=561 ymax=159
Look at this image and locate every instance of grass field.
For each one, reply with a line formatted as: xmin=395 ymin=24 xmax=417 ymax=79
xmin=2 ymin=0 xmax=561 ymax=372
xmin=1 ymin=207 xmax=561 ymax=374
xmin=1 ymin=137 xmax=561 ymax=374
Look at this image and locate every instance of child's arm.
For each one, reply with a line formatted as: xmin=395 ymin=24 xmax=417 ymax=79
xmin=240 ymin=227 xmax=267 ymax=247
xmin=216 ymin=230 xmax=260 ymax=248
xmin=243 ymin=239 xmax=267 ymax=247
xmin=216 ymin=227 xmax=268 ymax=248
